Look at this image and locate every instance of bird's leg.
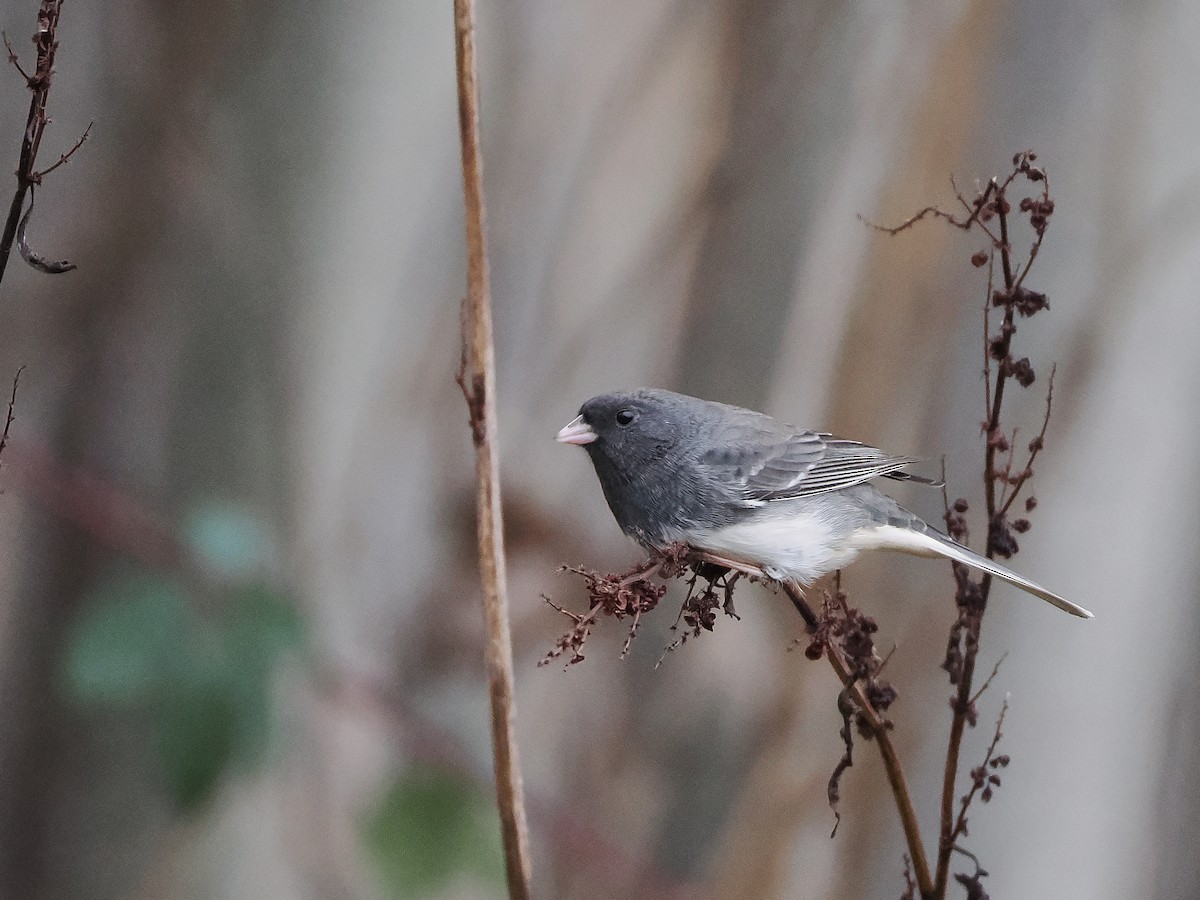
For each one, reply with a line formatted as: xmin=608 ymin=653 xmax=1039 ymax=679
xmin=781 ymin=580 xmax=819 ymax=631
xmin=688 ymin=548 xmax=768 ymax=580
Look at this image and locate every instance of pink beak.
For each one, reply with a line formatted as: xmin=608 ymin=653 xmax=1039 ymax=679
xmin=556 ymin=415 xmax=597 ymax=445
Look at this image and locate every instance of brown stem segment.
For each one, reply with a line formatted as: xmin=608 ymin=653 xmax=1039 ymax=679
xmin=783 ymin=582 xmax=934 ymax=897
xmin=452 ymin=0 xmax=533 ymax=896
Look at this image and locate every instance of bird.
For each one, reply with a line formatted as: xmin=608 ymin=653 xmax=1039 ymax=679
xmin=555 ymin=387 xmax=1092 ymax=619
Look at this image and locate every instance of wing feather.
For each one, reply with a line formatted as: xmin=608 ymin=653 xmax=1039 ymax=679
xmin=700 ymin=428 xmax=930 ymax=503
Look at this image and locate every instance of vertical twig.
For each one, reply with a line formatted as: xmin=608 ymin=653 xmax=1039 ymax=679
xmin=451 ymin=1 xmax=533 ymax=897
xmin=934 ymin=156 xmax=1049 ymax=898
xmin=867 ymin=152 xmax=1054 ymax=898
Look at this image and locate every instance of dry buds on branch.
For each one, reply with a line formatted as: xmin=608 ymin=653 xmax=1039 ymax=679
xmin=539 ymin=543 xmax=745 ymax=667
xmin=866 ymin=149 xmax=1063 ymax=897
xmin=803 ymin=583 xmax=899 ymax=834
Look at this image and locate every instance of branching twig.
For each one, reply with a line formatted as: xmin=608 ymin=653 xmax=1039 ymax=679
xmin=451 ymin=0 xmax=533 ymax=894
xmin=998 ymin=365 xmax=1055 ymax=518
xmin=950 ymin=698 xmax=1010 ymax=847
xmin=32 ymin=119 xmax=90 ymax=181
xmin=0 ymin=2 xmax=85 ymax=285
xmin=542 ymin=554 xmax=934 ymax=891
xmin=969 ymin=653 xmax=1007 ymax=706
xmin=932 ymin=151 xmax=1053 ymax=899
xmin=867 ymin=151 xmax=1056 ymax=898
xmin=783 ymin=580 xmax=935 ymax=896
xmin=0 ymin=365 xmax=23 ymax=471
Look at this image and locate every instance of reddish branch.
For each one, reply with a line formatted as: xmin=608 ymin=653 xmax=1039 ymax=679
xmin=451 ymin=0 xmax=533 ymax=896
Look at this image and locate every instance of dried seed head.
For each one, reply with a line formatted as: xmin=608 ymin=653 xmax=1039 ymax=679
xmin=1011 ymin=357 xmax=1036 ymax=387
xmin=1013 ymin=286 xmax=1049 ymax=317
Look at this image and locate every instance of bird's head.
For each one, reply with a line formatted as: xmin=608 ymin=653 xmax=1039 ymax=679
xmin=556 ymin=389 xmax=695 ymax=479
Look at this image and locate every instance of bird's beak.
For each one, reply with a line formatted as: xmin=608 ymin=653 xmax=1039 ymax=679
xmin=555 ymin=415 xmax=597 ymax=445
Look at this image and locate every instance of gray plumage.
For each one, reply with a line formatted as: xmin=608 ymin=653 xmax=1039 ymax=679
xmin=556 ymin=388 xmax=1092 ymax=619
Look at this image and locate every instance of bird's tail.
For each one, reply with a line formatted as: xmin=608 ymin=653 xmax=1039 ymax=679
xmin=925 ymin=531 xmax=1092 ymax=618
xmin=856 ymin=520 xmax=1093 ymax=618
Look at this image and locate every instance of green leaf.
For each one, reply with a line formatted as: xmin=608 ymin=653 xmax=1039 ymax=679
xmin=221 ymin=584 xmax=306 ymax=763
xmin=224 ymin=584 xmax=306 ymax=672
xmin=362 ymin=767 xmax=505 ymax=898
xmin=62 ymin=569 xmax=309 ymax=813
xmin=62 ymin=576 xmax=192 ymax=706
xmin=153 ymin=671 xmax=238 ymax=811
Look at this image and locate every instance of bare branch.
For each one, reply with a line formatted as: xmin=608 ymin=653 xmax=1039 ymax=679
xmin=452 ymin=0 xmax=532 ymax=893
xmin=998 ymin=364 xmax=1055 ymax=518
xmin=950 ymin=698 xmax=1010 ymax=845
xmin=0 ymin=365 xmax=24 ymax=469
xmin=2 ymin=32 xmax=31 ymax=83
xmin=782 ymin=580 xmax=934 ymax=896
xmin=0 ymin=1 xmax=87 ymax=287
xmin=32 ymin=119 xmax=91 ymax=181
xmin=970 ymin=653 xmax=1008 ymax=706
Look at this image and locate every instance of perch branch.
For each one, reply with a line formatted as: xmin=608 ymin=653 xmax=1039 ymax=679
xmin=782 ymin=581 xmax=934 ymax=896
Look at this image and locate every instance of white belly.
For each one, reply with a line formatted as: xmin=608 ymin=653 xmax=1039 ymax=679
xmin=692 ymin=510 xmax=862 ymax=584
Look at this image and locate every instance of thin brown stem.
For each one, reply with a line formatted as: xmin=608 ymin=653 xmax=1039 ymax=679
xmin=782 ymin=582 xmax=934 ymax=897
xmin=949 ymin=699 xmax=1009 ymax=844
xmin=0 ymin=365 xmax=23 ymax=466
xmin=935 ymin=174 xmax=1023 ymax=899
xmin=451 ymin=0 xmax=533 ymax=895
xmin=969 ymin=654 xmax=1008 ymax=706
xmin=998 ymin=364 xmax=1055 ymax=518
xmin=982 ymin=255 xmax=994 ymax=418
xmin=32 ymin=119 xmax=91 ymax=180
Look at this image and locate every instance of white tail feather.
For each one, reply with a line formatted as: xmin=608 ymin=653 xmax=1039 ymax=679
xmin=852 ymin=525 xmax=1093 ymax=619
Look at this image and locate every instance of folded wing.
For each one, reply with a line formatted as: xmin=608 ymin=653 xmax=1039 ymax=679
xmin=700 ymin=423 xmax=935 ymax=505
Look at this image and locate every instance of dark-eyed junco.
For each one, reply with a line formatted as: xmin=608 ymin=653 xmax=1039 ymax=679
xmin=556 ymin=388 xmax=1092 ymax=618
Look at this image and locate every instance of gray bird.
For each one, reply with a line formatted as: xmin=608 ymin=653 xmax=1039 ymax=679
xmin=556 ymin=388 xmax=1092 ymax=619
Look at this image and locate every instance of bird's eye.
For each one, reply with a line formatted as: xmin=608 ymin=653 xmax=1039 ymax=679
xmin=615 ymin=408 xmax=637 ymax=427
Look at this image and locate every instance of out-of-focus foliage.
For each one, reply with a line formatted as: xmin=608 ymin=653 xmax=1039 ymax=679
xmin=61 ymin=504 xmax=305 ymax=811
xmin=362 ymin=766 xmax=504 ymax=898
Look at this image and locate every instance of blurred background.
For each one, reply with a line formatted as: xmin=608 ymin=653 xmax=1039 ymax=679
xmin=0 ymin=0 xmax=1196 ymax=898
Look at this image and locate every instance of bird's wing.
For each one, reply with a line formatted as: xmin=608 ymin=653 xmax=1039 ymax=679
xmin=700 ymin=428 xmax=925 ymax=504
